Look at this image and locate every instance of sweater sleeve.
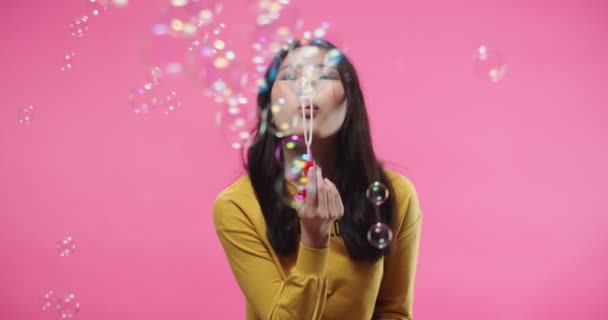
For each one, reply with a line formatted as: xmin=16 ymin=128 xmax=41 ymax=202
xmin=213 ymin=196 xmax=329 ymax=320
xmin=373 ymin=178 xmax=423 ymax=320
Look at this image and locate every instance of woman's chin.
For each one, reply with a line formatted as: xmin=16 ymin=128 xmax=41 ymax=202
xmin=312 ymin=131 xmax=340 ymax=140
xmin=280 ymin=126 xmax=338 ymax=140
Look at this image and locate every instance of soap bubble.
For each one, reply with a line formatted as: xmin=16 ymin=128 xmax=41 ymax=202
xmin=367 ymin=222 xmax=393 ymax=249
xmin=473 ymin=45 xmax=507 ymax=83
xmin=189 ymin=23 xmax=255 ymax=103
xmin=274 ymin=134 xmax=309 ymax=167
xmin=274 ymin=154 xmax=314 ymax=210
xmin=85 ymin=0 xmax=109 ymax=17
xmin=111 ymin=0 xmax=128 ymax=7
xmin=18 ymin=105 xmax=35 ymax=125
xmin=60 ymin=52 xmax=77 ymax=72
xmin=366 ymin=181 xmax=389 ymax=206
xmin=40 ymin=290 xmax=54 ymax=311
xmin=69 ymin=16 xmax=89 ymax=37
xmin=274 ymin=135 xmax=314 ymax=209
xmin=55 ymin=293 xmax=80 ymax=318
xmin=57 ymin=236 xmax=77 ymax=257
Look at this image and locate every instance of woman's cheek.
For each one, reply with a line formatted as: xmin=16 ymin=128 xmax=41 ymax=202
xmin=330 ymin=84 xmax=345 ymax=102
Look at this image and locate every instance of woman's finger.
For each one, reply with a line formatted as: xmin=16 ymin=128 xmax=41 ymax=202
xmin=335 ymin=187 xmax=344 ymax=218
xmin=305 ymin=166 xmax=317 ymax=210
xmin=325 ymin=178 xmax=339 ymax=219
xmin=317 ymin=171 xmax=329 ymax=219
xmin=328 ymin=180 xmax=344 ymax=218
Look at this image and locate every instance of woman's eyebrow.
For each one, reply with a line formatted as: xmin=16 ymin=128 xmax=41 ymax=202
xmin=279 ymin=64 xmax=337 ymax=71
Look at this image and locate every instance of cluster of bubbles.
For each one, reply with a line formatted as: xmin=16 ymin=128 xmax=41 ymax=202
xmin=206 ymin=0 xmax=305 ymax=148
xmin=134 ymin=0 xmax=226 ymax=116
xmin=127 ymin=68 xmax=183 ymax=116
xmin=128 ymin=0 xmax=226 ymax=116
xmin=143 ymin=0 xmax=225 ymax=77
xmin=138 ymin=0 xmax=346 ymax=144
xmin=62 ymin=1 xmax=188 ymax=119
xmin=19 ymin=0 xmax=508 ymax=125
xmin=19 ymin=0 xmax=508 ymax=256
xmin=62 ymin=1 xmax=129 ymax=72
xmin=366 ymin=182 xmax=393 ymax=249
xmin=40 ymin=236 xmax=80 ymax=318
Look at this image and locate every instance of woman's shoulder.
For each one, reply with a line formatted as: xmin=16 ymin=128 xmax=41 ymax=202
xmin=383 ymin=168 xmax=418 ymax=198
xmin=212 ymin=174 xmax=260 ymax=227
xmin=383 ymin=168 xmax=423 ymax=231
xmin=214 ymin=174 xmax=255 ymax=203
xmin=217 ymin=174 xmax=253 ymax=199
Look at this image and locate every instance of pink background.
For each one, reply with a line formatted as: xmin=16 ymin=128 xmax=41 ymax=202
xmin=1 ymin=0 xmax=607 ymax=319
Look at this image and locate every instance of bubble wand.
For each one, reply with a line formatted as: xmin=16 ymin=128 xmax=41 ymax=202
xmin=293 ymin=74 xmax=316 ymax=205
xmin=300 ymin=74 xmax=314 ymax=158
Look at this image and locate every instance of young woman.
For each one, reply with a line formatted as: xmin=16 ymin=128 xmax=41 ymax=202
xmin=213 ymin=39 xmax=423 ymax=320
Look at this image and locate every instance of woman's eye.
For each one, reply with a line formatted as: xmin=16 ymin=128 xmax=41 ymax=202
xmin=320 ymin=74 xmax=339 ymax=80
xmin=280 ymin=74 xmax=297 ymax=80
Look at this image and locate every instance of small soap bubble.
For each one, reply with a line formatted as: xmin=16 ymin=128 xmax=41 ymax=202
xmin=111 ymin=0 xmax=128 ymax=7
xmin=366 ymin=181 xmax=389 ymax=206
xmin=69 ymin=16 xmax=89 ymax=37
xmin=57 ymin=236 xmax=77 ymax=257
xmin=40 ymin=290 xmax=54 ymax=311
xmin=18 ymin=105 xmax=35 ymax=125
xmin=367 ymin=222 xmax=393 ymax=249
xmin=60 ymin=52 xmax=76 ymax=72
xmin=473 ymin=45 xmax=507 ymax=83
xmin=85 ymin=0 xmax=109 ymax=17
xmin=55 ymin=293 xmax=80 ymax=318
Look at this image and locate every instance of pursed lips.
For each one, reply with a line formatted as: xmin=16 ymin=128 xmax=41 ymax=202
xmin=301 ymin=104 xmax=319 ymax=118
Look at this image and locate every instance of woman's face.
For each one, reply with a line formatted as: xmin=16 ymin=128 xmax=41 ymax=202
xmin=270 ymin=46 xmax=347 ymax=139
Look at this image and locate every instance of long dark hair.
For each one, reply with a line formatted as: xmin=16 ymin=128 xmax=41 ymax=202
xmin=245 ymin=39 xmax=395 ymax=262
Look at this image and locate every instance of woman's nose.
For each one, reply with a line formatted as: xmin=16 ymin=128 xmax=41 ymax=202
xmin=296 ymin=76 xmax=317 ymax=97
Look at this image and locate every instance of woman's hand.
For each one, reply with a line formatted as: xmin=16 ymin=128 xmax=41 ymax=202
xmin=298 ymin=165 xmax=344 ymax=249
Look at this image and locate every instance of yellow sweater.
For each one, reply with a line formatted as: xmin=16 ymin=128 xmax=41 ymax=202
xmin=213 ymin=170 xmax=423 ymax=320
